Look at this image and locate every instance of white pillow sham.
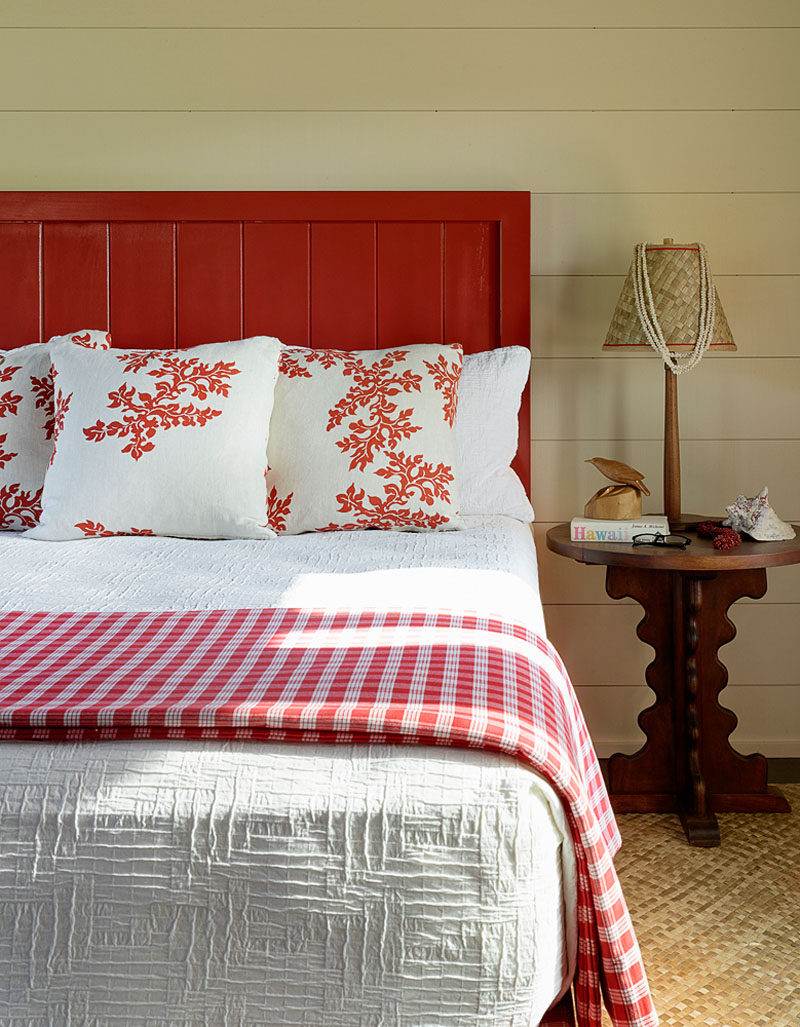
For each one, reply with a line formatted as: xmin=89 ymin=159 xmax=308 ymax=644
xmin=266 ymin=345 xmax=464 ymax=534
xmin=457 ymin=347 xmax=534 ymax=521
xmin=0 ymin=331 xmax=112 ymax=531
xmin=25 ymin=337 xmax=282 ymax=541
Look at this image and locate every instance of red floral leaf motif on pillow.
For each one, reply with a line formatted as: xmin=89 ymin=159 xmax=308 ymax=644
xmin=326 ymin=351 xmax=424 ymax=472
xmin=334 ymin=483 xmax=449 ymax=531
xmin=335 ymin=407 xmax=421 ymax=472
xmin=375 ymin=450 xmax=454 ymax=506
xmin=117 ymin=351 xmax=242 ymax=399
xmin=147 ymin=355 xmax=240 ymax=401
xmin=282 ymin=349 xmax=422 ymax=469
xmin=117 ymin=350 xmax=157 ymax=374
xmin=0 ymin=433 xmax=17 ymax=470
xmin=30 ymin=373 xmax=52 ymax=409
xmin=278 ymin=353 xmax=312 ymax=379
xmin=0 ymin=373 xmax=24 ymax=418
xmin=83 ymin=419 xmax=110 ymax=443
xmin=48 ymin=387 xmax=73 ymax=467
xmin=75 ymin=520 xmax=115 ymax=537
xmin=85 ymin=355 xmax=238 ymax=461
xmin=335 ymin=484 xmax=384 ymax=518
xmin=342 ymin=349 xmax=408 ymax=376
xmin=312 ymin=349 xmax=363 ymax=372
xmin=423 ymin=353 xmax=460 ymax=427
xmin=146 ymin=354 xmax=241 ymax=400
xmin=75 ymin=521 xmax=155 ymax=538
xmin=30 ymin=373 xmax=55 ymax=438
xmin=0 ymin=483 xmax=43 ymax=530
xmin=53 ymin=387 xmax=71 ymax=436
xmin=328 ymin=352 xmax=421 ymax=426
xmin=0 ymin=364 xmax=19 ymax=383
xmin=334 ymin=451 xmax=454 ymax=530
xmin=311 ymin=349 xmax=362 ymax=371
xmin=49 ymin=386 xmax=72 ymax=459
xmin=67 ymin=332 xmax=111 ymax=349
xmin=279 ymin=348 xmax=363 ymax=378
xmin=66 ymin=333 xmax=111 ymax=349
xmin=266 ymin=484 xmax=293 ymax=533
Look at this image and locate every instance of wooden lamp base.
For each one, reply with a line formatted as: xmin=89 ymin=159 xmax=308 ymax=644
xmin=664 ymin=364 xmax=686 ymax=530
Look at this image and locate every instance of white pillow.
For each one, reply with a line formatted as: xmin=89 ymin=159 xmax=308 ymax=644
xmin=0 ymin=330 xmax=112 ymax=531
xmin=456 ymin=347 xmax=534 ymax=521
xmin=266 ymin=345 xmax=464 ymax=534
xmin=25 ymin=337 xmax=282 ymax=541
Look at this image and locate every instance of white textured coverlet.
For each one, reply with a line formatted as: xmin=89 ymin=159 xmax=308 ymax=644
xmin=1 ymin=514 xmax=546 ymax=634
xmin=0 ymin=742 xmax=576 ymax=1027
xmin=0 ymin=517 xmax=575 ymax=1025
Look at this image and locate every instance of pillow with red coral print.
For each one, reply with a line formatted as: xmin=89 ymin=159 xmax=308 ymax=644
xmin=24 ymin=336 xmax=282 ymax=541
xmin=265 ymin=345 xmax=464 ymax=534
xmin=0 ymin=330 xmax=112 ymax=531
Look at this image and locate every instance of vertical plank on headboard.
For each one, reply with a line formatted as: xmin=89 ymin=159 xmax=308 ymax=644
xmin=0 ymin=223 xmax=40 ymax=349
xmin=310 ymin=222 xmax=376 ymax=350
xmin=176 ymin=222 xmax=242 ymax=348
xmin=443 ymin=222 xmax=500 ymax=353
xmin=243 ymin=222 xmax=310 ymax=347
xmin=42 ymin=223 xmax=108 ymax=339
xmin=376 ymin=222 xmax=444 ymax=348
xmin=110 ymin=223 xmax=175 ymax=349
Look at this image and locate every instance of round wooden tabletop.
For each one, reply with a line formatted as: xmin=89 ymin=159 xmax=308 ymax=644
xmin=546 ymin=522 xmax=800 ymax=572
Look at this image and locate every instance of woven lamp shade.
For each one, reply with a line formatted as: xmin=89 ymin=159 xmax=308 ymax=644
xmin=604 ymin=242 xmax=735 ymax=351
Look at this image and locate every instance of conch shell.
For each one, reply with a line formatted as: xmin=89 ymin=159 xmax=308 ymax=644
xmin=723 ymin=486 xmax=796 ymax=541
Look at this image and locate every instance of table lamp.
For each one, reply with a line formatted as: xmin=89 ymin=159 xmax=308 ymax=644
xmin=603 ymin=239 xmax=735 ymax=528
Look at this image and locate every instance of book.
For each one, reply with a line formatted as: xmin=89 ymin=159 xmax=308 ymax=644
xmin=570 ymin=515 xmax=670 ymax=543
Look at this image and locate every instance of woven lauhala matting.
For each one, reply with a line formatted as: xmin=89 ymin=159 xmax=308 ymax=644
xmin=602 ymin=785 xmax=800 ymax=1027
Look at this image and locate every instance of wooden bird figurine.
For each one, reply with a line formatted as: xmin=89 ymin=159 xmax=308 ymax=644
xmin=583 ymin=457 xmax=651 ymax=519
xmin=585 ymin=457 xmax=651 ymax=496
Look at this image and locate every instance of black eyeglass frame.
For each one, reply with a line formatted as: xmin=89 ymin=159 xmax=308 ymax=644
xmin=631 ymin=532 xmax=692 ymax=550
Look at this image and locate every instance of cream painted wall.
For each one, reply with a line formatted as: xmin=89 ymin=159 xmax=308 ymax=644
xmin=1 ymin=0 xmax=798 ymax=754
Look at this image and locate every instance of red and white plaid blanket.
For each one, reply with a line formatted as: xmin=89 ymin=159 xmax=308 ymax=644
xmin=0 ymin=606 xmax=657 ymax=1027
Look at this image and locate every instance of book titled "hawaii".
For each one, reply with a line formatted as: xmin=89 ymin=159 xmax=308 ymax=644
xmin=570 ymin=515 xmax=670 ymax=543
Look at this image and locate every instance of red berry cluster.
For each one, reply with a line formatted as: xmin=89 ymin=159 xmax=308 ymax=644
xmin=696 ymin=521 xmax=742 ymax=550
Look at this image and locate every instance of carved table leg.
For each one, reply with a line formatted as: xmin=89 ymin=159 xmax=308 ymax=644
xmin=604 ymin=564 xmax=789 ymax=846
xmin=688 ymin=568 xmax=789 ymax=817
xmin=605 ymin=565 xmax=677 ymax=811
xmin=678 ymin=576 xmax=719 ymax=846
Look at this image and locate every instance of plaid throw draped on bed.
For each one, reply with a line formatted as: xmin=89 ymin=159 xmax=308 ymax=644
xmin=0 ymin=607 xmax=657 ymax=1027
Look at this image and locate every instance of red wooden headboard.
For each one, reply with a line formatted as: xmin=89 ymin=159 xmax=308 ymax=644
xmin=0 ymin=191 xmax=531 ymax=493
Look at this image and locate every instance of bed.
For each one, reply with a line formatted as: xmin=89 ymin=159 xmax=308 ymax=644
xmin=0 ymin=192 xmax=656 ymax=1027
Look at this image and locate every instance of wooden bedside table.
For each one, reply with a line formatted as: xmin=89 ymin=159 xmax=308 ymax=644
xmin=546 ymin=522 xmax=800 ymax=846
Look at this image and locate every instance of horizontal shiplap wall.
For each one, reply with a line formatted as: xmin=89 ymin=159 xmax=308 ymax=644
xmin=1 ymin=1 xmax=798 ymax=754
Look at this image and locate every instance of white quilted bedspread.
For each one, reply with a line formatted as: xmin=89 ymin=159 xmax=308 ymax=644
xmin=0 ymin=514 xmax=546 ymax=634
xmin=0 ymin=741 xmax=576 ymax=1026
xmin=0 ymin=517 xmax=576 ymax=1025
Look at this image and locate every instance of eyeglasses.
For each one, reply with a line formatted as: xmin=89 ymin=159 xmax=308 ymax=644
xmin=632 ymin=532 xmax=692 ymax=550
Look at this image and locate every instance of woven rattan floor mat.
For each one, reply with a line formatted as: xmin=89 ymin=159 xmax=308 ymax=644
xmin=601 ymin=784 xmax=800 ymax=1026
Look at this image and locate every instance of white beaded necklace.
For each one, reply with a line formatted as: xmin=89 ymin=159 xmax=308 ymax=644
xmin=632 ymin=241 xmax=716 ymax=375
